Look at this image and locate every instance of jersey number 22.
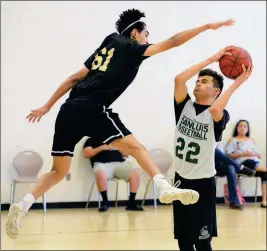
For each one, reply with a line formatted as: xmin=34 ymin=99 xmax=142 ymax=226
xmin=91 ymin=47 xmax=115 ymax=72
xmin=176 ymin=137 xmax=200 ymax=164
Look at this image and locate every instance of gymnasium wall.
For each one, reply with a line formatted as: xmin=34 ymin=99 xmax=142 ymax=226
xmin=1 ymin=1 xmax=266 ymax=204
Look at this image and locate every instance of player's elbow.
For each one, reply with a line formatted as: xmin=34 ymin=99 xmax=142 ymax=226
xmin=66 ymin=74 xmax=81 ymax=88
xmin=209 ymin=107 xmax=223 ymax=122
xmin=69 ymin=67 xmax=90 ymax=85
xmin=174 ymin=75 xmax=182 ymax=84
xmin=69 ymin=73 xmax=84 ymax=83
xmin=174 ymin=74 xmax=186 ymax=85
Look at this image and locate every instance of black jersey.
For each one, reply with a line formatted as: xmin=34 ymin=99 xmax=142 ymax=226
xmin=69 ymin=33 xmax=151 ymax=107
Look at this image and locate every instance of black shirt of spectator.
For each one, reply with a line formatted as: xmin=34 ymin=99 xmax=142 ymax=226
xmin=83 ymin=138 xmax=125 ymax=166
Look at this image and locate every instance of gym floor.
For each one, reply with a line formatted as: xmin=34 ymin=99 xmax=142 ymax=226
xmin=1 ymin=203 xmax=266 ymax=250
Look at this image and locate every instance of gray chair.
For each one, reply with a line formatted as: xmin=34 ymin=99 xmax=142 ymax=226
xmin=237 ymin=175 xmax=259 ymax=203
xmin=238 ymin=155 xmax=266 ymax=203
xmin=10 ymin=150 xmax=47 ymax=213
xmin=215 ymin=175 xmax=259 ymax=204
xmin=142 ymin=148 xmax=173 ymax=208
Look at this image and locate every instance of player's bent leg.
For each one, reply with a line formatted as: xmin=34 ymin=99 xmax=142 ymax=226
xmin=109 ymin=135 xmax=199 ymax=205
xmin=110 ymin=135 xmax=160 ymax=177
xmin=32 ymin=156 xmax=72 ymax=199
xmin=6 ymin=156 xmax=71 ymax=239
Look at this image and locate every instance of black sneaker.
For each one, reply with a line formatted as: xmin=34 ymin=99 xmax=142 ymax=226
xmin=229 ymin=202 xmax=243 ymax=210
xmin=126 ymin=203 xmax=144 ymax=211
xmin=98 ymin=203 xmax=110 ymax=213
xmin=238 ymin=166 xmax=256 ymax=177
xmin=260 ymin=203 xmax=267 ymax=208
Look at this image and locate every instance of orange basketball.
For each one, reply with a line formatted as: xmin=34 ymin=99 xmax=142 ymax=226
xmin=219 ymin=46 xmax=252 ymax=79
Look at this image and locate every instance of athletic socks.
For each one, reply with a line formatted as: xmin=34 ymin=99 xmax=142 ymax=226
xmin=18 ymin=193 xmax=35 ymax=213
xmin=153 ymin=174 xmax=171 ymax=188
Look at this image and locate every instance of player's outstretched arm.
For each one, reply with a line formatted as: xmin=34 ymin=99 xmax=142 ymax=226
xmin=26 ymin=67 xmax=89 ymax=123
xmin=209 ymin=64 xmax=253 ymax=122
xmin=144 ymin=19 xmax=234 ymax=57
xmin=174 ymin=46 xmax=233 ymax=103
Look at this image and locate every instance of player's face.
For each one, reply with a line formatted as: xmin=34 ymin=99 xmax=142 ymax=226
xmin=193 ymin=76 xmax=220 ymax=99
xmin=136 ymin=28 xmax=149 ymax=45
xmin=237 ymin=121 xmax=248 ymax=136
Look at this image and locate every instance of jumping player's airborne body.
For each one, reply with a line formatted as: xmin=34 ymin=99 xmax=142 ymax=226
xmin=6 ymin=9 xmax=233 ymax=239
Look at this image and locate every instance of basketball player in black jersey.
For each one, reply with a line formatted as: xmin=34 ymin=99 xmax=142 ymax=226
xmin=6 ymin=9 xmax=234 ymax=239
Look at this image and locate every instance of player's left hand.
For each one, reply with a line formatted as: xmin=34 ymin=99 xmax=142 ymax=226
xmin=208 ymin=19 xmax=235 ymax=30
xmin=235 ymin=63 xmax=253 ymax=85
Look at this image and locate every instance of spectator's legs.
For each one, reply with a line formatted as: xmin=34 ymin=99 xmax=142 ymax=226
xmin=254 ymin=171 xmax=267 ymax=207
xmin=226 ymin=165 xmax=242 ymax=209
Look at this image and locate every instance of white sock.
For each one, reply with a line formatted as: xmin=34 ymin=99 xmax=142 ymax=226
xmin=153 ymin=174 xmax=171 ymax=188
xmin=240 ymin=165 xmax=244 ymax=170
xmin=18 ymin=194 xmax=35 ymax=213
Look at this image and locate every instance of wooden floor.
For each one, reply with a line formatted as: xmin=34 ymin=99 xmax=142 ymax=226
xmin=1 ymin=203 xmax=266 ymax=250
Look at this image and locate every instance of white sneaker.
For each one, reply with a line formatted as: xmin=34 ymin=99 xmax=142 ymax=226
xmin=159 ymin=185 xmax=199 ymax=205
xmin=159 ymin=180 xmax=199 ymax=205
xmin=6 ymin=203 xmax=24 ymax=239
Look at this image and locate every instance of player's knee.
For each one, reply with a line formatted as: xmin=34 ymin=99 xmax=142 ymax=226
xmin=126 ymin=143 xmax=145 ymax=157
xmin=51 ymin=156 xmax=71 ymax=181
xmin=195 ymin=239 xmax=212 ymax=251
xmin=110 ymin=135 xmax=146 ymax=157
xmin=51 ymin=167 xmax=69 ymax=181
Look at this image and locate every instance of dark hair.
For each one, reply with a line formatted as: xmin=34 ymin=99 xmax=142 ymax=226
xmin=233 ymin=120 xmax=250 ymax=137
xmin=198 ymin=69 xmax=224 ymax=97
xmin=115 ymin=9 xmax=146 ymax=37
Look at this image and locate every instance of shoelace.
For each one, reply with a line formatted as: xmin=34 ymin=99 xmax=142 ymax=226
xmin=174 ymin=180 xmax=181 ymax=188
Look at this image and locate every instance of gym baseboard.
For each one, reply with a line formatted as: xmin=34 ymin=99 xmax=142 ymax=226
xmin=0 ymin=196 xmax=262 ymax=211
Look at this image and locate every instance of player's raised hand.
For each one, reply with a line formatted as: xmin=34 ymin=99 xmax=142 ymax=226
xmin=207 ymin=46 xmax=235 ymax=63
xmin=26 ymin=105 xmax=50 ymax=123
xmin=208 ymin=19 xmax=235 ymax=30
xmin=235 ymin=63 xmax=253 ymax=85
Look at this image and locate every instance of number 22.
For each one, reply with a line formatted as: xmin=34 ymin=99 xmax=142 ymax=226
xmin=176 ymin=137 xmax=200 ymax=164
xmin=91 ymin=47 xmax=115 ymax=72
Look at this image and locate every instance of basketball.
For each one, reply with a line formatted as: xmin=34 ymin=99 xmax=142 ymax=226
xmin=219 ymin=47 xmax=252 ymax=79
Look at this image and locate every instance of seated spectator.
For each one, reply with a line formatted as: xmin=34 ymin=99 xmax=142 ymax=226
xmin=215 ymin=148 xmax=255 ymax=210
xmin=226 ymin=120 xmax=267 ymax=208
xmin=83 ymin=138 xmax=144 ymax=212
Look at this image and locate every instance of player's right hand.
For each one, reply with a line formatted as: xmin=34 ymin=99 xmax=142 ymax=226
xmin=26 ymin=105 xmax=50 ymax=123
xmin=208 ymin=46 xmax=235 ymax=62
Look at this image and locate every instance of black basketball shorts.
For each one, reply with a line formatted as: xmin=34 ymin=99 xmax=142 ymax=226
xmin=51 ymin=98 xmax=131 ymax=157
xmin=173 ymin=172 xmax=217 ymax=243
